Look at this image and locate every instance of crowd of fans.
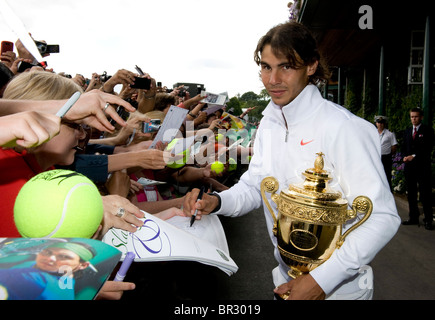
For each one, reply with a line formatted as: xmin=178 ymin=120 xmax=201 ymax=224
xmin=0 ymin=37 xmax=257 ymax=299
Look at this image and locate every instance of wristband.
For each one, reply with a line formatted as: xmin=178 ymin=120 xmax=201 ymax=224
xmin=207 ymin=192 xmax=221 ymax=213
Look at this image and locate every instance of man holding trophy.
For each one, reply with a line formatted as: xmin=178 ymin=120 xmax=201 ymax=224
xmin=183 ymin=22 xmax=400 ymax=300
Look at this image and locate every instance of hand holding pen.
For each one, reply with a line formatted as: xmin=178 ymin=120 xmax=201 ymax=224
xmin=190 ymin=186 xmax=205 ymax=227
xmin=0 ymin=91 xmax=80 ymax=148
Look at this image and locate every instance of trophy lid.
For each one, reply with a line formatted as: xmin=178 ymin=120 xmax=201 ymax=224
xmin=287 ymin=152 xmax=342 ymax=201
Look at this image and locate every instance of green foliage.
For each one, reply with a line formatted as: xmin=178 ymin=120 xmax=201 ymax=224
xmin=392 ymin=153 xmax=406 ymax=194
xmin=229 ymin=89 xmax=268 ymax=123
xmin=340 ymin=64 xmax=434 ymax=194
xmin=240 ymin=91 xmax=259 ymax=102
xmin=225 ymin=96 xmax=243 ymax=116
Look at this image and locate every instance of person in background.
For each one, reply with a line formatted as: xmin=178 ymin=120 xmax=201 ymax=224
xmin=374 ymin=115 xmax=398 ymax=191
xmin=401 ymin=107 xmax=434 ymax=230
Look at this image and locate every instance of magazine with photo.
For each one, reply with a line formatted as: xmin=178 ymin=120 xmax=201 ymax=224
xmin=0 ymin=237 xmax=121 ymax=300
xmin=200 ymin=91 xmax=227 ymax=106
xmin=102 ymin=211 xmax=238 ymax=276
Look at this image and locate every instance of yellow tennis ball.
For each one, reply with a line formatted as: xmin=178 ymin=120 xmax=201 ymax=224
xmin=211 ymin=161 xmax=225 ymax=174
xmin=166 ymin=138 xmax=190 ymax=169
xmin=228 ymin=157 xmax=237 ymax=172
xmin=215 ymin=133 xmax=224 ymax=142
xmin=14 ymin=169 xmax=103 ymax=238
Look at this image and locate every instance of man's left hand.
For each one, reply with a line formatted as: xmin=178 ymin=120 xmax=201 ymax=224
xmin=273 ymin=273 xmax=326 ymax=300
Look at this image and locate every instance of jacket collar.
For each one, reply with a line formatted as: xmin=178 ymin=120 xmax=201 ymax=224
xmin=262 ymin=84 xmax=323 ymax=127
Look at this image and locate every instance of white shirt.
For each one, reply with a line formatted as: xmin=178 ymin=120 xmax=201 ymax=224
xmin=379 ymin=128 xmax=398 ymax=155
xmin=214 ymin=84 xmax=400 ymax=295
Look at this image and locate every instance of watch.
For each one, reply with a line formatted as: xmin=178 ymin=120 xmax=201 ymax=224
xmin=207 ymin=192 xmax=221 ymax=213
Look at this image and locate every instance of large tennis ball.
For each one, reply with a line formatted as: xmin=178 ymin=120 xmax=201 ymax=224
xmin=211 ymin=161 xmax=225 ymax=174
xmin=166 ymin=138 xmax=190 ymax=169
xmin=14 ymin=169 xmax=103 ymax=238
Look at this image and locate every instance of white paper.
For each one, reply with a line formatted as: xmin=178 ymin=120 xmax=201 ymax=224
xmin=149 ymin=105 xmax=188 ymax=149
xmin=102 ymin=211 xmax=238 ymax=276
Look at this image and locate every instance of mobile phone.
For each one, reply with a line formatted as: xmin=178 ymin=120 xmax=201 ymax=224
xmin=45 ymin=44 xmax=60 ymax=53
xmin=131 ymin=77 xmax=151 ymax=90
xmin=142 ymin=119 xmax=161 ymax=133
xmin=1 ymin=41 xmax=14 ymax=61
xmin=1 ymin=41 xmax=14 ymax=55
xmin=34 ymin=40 xmax=60 ymax=54
xmin=17 ymin=61 xmax=38 ymax=72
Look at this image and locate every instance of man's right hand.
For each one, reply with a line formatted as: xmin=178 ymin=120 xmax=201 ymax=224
xmin=182 ymin=188 xmax=220 ymax=221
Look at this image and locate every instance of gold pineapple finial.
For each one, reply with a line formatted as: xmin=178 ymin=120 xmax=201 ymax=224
xmin=314 ymin=152 xmax=325 ymax=172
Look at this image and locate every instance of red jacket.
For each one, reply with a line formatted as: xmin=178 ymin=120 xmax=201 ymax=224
xmin=0 ymin=148 xmax=45 ymax=237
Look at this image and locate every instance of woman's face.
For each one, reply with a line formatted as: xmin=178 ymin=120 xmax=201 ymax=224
xmin=36 ymin=123 xmax=86 ymax=167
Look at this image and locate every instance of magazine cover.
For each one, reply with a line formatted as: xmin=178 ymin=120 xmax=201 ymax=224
xmin=0 ymin=237 xmax=121 ymax=300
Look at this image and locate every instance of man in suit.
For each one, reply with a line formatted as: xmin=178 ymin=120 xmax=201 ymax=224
xmin=401 ymin=107 xmax=434 ymax=230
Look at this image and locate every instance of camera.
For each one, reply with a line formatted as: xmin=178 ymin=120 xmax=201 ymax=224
xmin=109 ymin=105 xmax=131 ymax=126
xmin=178 ymin=86 xmax=189 ymax=97
xmin=100 ymin=71 xmax=111 ymax=82
xmin=34 ymin=40 xmax=59 ymax=54
xmin=130 ymin=77 xmax=151 ymax=90
xmin=142 ymin=119 xmax=161 ymax=133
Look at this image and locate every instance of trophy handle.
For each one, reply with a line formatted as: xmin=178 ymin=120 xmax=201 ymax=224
xmin=336 ymin=196 xmax=373 ymax=248
xmin=260 ymin=177 xmax=280 ymax=229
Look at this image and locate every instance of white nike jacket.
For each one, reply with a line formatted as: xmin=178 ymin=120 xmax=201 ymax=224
xmin=215 ymin=84 xmax=400 ymax=296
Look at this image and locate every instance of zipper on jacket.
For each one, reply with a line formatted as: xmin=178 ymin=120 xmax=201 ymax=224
xmin=281 ymin=110 xmax=289 ymax=143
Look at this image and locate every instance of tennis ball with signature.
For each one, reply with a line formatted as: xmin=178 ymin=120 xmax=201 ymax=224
xmin=14 ymin=169 xmax=103 ymax=238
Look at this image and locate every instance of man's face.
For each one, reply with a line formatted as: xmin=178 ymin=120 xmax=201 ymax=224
xmin=376 ymin=121 xmax=385 ymax=130
xmin=410 ymin=111 xmax=423 ymax=127
xmin=260 ymin=44 xmax=318 ymax=107
xmin=35 ymin=247 xmax=89 ymax=273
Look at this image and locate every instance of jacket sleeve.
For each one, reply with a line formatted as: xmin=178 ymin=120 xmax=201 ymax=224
xmin=310 ymin=116 xmax=401 ymax=295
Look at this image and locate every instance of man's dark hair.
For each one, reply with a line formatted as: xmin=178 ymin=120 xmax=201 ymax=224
xmin=410 ymin=107 xmax=423 ymax=116
xmin=155 ymin=93 xmax=176 ymax=112
xmin=254 ymin=22 xmax=330 ymax=85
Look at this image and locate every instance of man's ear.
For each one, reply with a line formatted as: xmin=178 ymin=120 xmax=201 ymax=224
xmin=307 ymin=60 xmax=319 ymax=76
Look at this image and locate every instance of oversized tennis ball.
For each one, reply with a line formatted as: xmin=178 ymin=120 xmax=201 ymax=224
xmin=211 ymin=161 xmax=225 ymax=174
xmin=166 ymin=138 xmax=190 ymax=169
xmin=14 ymin=169 xmax=103 ymax=238
xmin=228 ymin=157 xmax=237 ymax=172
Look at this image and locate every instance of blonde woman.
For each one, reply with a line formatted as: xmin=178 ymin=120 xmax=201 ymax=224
xmin=0 ymin=72 xmax=184 ymax=299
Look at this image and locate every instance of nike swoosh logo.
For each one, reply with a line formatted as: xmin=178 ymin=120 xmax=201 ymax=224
xmin=300 ymin=139 xmax=314 ymax=146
